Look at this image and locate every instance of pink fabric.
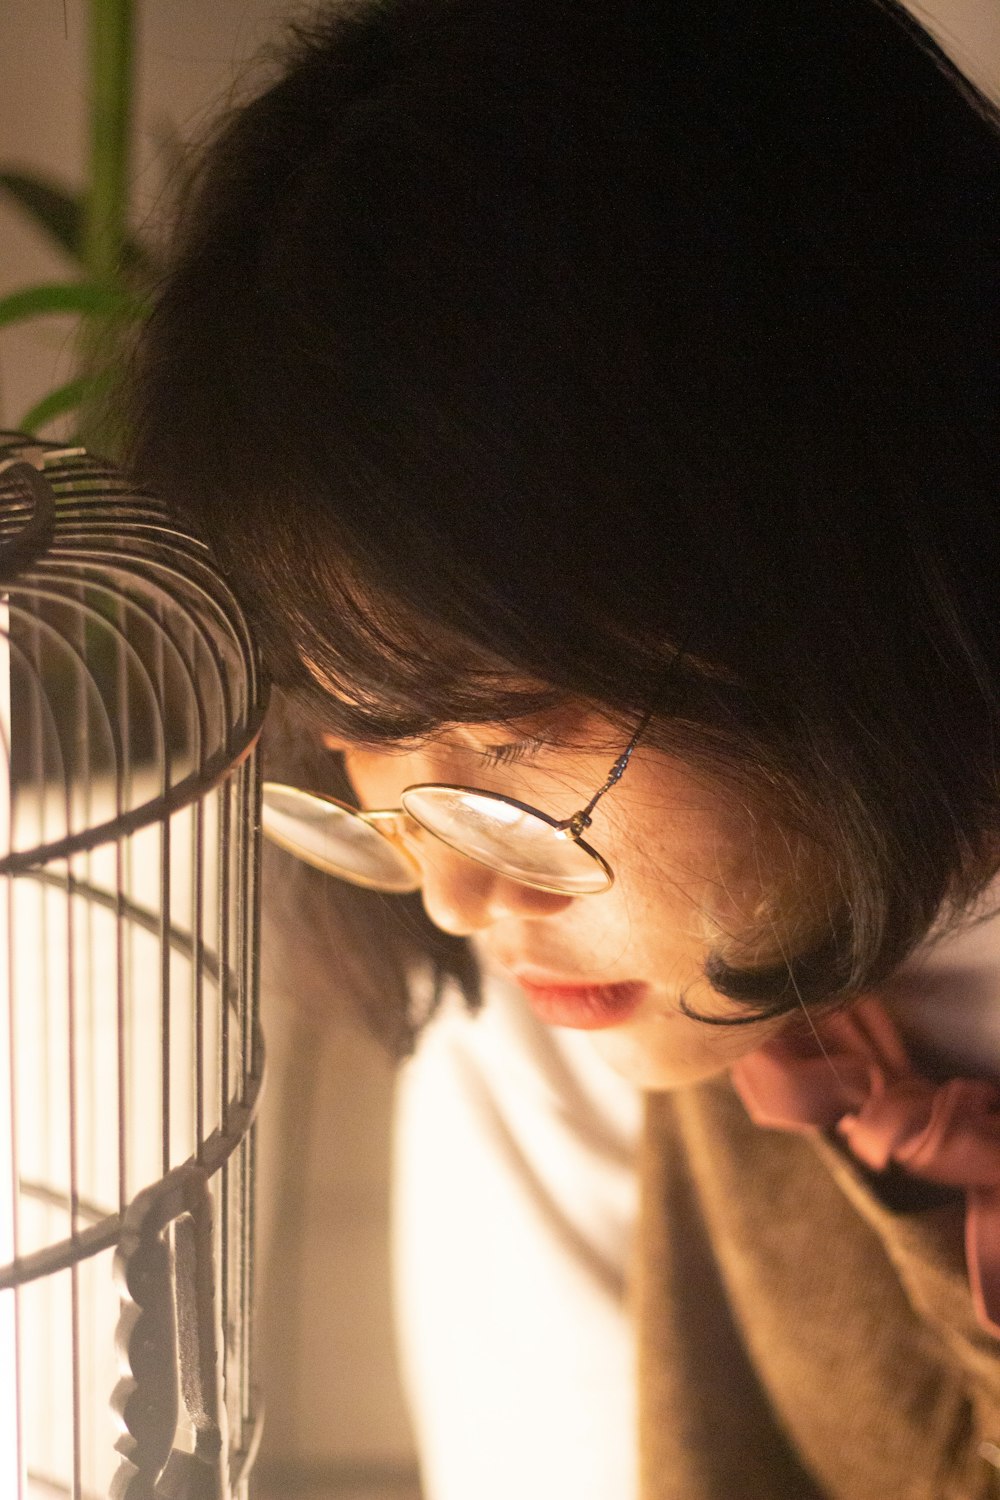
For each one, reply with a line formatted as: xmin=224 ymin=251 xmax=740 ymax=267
xmin=730 ymin=995 xmax=1000 ymax=1340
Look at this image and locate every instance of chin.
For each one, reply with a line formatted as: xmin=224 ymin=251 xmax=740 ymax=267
xmin=585 ymin=1023 xmax=727 ymax=1092
xmin=583 ymin=1004 xmax=786 ymax=1092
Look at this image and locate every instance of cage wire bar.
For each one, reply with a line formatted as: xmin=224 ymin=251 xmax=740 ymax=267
xmin=0 ymin=434 xmax=268 ymax=1499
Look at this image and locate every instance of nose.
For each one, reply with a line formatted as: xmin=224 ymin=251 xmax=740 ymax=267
xmin=413 ymin=839 xmax=575 ymax=936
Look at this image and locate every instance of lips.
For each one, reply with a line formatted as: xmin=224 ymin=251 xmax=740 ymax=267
xmin=511 ymin=970 xmax=647 ymax=1030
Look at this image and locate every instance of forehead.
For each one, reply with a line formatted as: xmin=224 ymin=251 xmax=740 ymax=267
xmin=324 ymin=701 xmax=626 ymax=757
xmin=300 ymin=631 xmax=575 ymax=742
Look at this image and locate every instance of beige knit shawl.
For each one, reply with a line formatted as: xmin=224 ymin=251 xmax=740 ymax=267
xmin=637 ymin=1080 xmax=1000 ymax=1499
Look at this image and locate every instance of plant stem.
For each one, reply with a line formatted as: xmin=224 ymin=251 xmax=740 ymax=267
xmin=77 ymin=0 xmax=135 ymax=453
xmin=84 ymin=0 xmax=134 ymax=288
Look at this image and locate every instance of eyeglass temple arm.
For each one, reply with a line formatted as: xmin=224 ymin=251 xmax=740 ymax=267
xmin=565 ymin=711 xmax=652 ymax=837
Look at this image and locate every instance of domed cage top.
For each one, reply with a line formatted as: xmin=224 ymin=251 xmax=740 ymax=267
xmin=0 ymin=434 xmax=268 ymax=1498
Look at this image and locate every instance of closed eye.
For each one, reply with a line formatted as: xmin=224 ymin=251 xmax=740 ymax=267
xmin=478 ymin=736 xmax=548 ymax=768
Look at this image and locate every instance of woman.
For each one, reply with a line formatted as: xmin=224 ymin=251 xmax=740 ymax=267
xmin=127 ymin=0 xmax=1000 ymax=1494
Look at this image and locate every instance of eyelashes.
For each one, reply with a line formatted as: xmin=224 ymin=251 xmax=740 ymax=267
xmin=478 ymin=736 xmax=548 ymax=768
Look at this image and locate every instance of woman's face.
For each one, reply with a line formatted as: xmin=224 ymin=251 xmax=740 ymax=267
xmin=331 ymin=704 xmax=818 ymax=1089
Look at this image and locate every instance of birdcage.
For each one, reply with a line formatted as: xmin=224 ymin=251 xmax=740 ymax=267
xmin=0 ymin=433 xmax=268 ymax=1498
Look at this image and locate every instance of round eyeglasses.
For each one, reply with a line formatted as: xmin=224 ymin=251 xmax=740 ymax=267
xmin=260 ymin=717 xmax=648 ymax=897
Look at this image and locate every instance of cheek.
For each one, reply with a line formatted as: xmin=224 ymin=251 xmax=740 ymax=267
xmin=606 ymin=779 xmax=826 ymax=974
xmin=598 ymin=801 xmax=735 ymax=953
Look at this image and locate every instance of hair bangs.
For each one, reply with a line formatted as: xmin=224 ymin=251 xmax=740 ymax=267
xmin=248 ymin=534 xmax=564 ymax=743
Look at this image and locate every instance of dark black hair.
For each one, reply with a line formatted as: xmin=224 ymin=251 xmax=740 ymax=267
xmin=127 ymin=0 xmax=1000 ymax=1049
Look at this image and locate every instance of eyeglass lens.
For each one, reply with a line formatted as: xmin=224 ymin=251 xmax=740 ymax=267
xmin=261 ymin=784 xmax=420 ymax=891
xmin=400 ymin=786 xmax=611 ymax=893
xmin=261 ymin=782 xmax=612 ymax=894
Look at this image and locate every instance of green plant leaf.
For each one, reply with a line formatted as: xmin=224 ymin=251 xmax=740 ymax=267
xmin=0 ymin=173 xmax=83 ymax=263
xmin=0 ymin=170 xmax=154 ymax=278
xmin=18 ymin=371 xmax=113 ymax=435
xmin=0 ymin=281 xmax=147 ymax=330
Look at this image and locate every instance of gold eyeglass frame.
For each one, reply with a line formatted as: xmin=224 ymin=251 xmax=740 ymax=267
xmin=261 ymin=710 xmax=651 ymax=897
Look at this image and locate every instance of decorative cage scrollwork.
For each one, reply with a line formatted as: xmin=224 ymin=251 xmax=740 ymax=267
xmin=0 ymin=434 xmax=268 ymax=1498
